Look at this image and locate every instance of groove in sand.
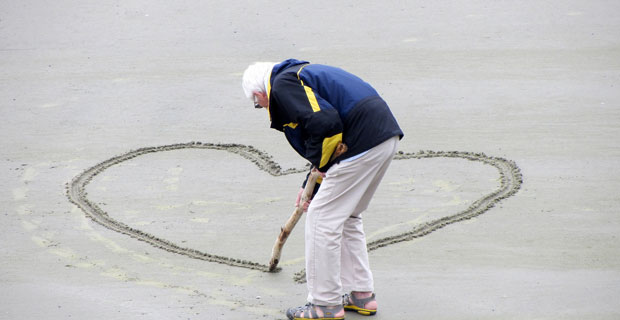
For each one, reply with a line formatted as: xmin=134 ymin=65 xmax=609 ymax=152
xmin=66 ymin=142 xmax=522 ymax=281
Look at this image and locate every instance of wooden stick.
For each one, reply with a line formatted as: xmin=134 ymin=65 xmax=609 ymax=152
xmin=269 ymin=142 xmax=348 ymax=272
xmin=268 ymin=142 xmax=348 ymax=272
xmin=268 ymin=170 xmax=320 ymax=272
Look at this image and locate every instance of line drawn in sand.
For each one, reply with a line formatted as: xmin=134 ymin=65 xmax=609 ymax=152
xmin=66 ymin=142 xmax=522 ymax=281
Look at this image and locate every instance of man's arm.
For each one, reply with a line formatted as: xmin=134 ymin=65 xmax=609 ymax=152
xmin=272 ymin=76 xmax=343 ymax=171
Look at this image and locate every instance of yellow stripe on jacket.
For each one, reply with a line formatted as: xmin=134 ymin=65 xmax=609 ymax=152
xmin=320 ymin=133 xmax=343 ymax=168
xmin=303 ymin=86 xmax=321 ymax=112
xmin=296 ymin=65 xmax=321 ymax=113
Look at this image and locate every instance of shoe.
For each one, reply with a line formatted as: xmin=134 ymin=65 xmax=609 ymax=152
xmin=343 ymin=292 xmax=377 ymax=316
xmin=286 ymin=303 xmax=345 ymax=320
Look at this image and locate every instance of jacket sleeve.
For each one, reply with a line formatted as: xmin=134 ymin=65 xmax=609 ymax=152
xmin=272 ymin=76 xmax=343 ymax=171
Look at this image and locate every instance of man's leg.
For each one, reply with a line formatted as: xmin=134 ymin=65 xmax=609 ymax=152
xmin=306 ymin=136 xmax=399 ymax=306
xmin=340 ymin=215 xmax=373 ymax=292
xmin=340 ymin=136 xmax=399 ymax=295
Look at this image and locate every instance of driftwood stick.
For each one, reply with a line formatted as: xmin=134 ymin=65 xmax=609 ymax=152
xmin=268 ymin=170 xmax=320 ymax=272
xmin=268 ymin=142 xmax=347 ymax=272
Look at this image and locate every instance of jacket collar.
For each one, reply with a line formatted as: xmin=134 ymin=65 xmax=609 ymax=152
xmin=267 ymin=59 xmax=309 ymax=121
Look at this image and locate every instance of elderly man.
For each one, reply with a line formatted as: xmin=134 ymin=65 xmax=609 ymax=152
xmin=242 ymin=59 xmax=403 ymax=320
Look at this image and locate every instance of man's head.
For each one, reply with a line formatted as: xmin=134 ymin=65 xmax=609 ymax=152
xmin=242 ymin=62 xmax=276 ymax=109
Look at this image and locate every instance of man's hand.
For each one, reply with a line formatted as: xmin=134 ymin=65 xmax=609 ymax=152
xmin=330 ymin=142 xmax=348 ymax=161
xmin=295 ymin=187 xmax=310 ymax=211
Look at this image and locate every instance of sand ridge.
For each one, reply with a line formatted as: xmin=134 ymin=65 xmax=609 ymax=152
xmin=66 ymin=142 xmax=522 ymax=281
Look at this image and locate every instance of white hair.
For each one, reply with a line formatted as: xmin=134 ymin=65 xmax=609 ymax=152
xmin=242 ymin=62 xmax=277 ymax=99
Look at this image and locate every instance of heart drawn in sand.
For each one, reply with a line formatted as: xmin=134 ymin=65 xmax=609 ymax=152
xmin=67 ymin=142 xmax=522 ymax=279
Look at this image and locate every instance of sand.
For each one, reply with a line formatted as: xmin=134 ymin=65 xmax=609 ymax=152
xmin=2 ymin=0 xmax=620 ymax=319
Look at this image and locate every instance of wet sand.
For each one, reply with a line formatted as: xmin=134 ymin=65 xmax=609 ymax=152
xmin=2 ymin=1 xmax=620 ymax=319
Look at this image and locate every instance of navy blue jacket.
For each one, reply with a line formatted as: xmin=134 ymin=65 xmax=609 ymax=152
xmin=267 ymin=59 xmax=403 ymax=172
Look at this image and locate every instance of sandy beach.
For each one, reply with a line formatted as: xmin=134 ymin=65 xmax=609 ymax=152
xmin=2 ymin=1 xmax=619 ymax=319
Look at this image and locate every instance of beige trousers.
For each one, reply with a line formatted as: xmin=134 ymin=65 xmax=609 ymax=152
xmin=305 ymin=136 xmax=399 ymax=306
